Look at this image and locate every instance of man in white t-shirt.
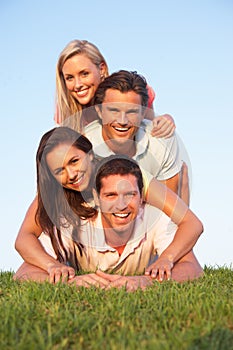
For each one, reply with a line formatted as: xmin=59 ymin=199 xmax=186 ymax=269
xmin=84 ymin=70 xmax=183 ymax=197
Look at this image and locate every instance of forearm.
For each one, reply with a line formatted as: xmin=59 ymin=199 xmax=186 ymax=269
xmin=146 ymin=178 xmax=203 ymax=265
xmin=15 ymin=232 xmax=59 ymax=272
xmin=95 ymin=270 xmax=153 ymax=291
xmin=171 ymin=258 xmax=203 ymax=282
xmin=158 ymin=209 xmax=203 ymax=265
xmin=15 ymin=197 xmax=60 ymax=273
xmin=146 ymin=177 xmax=190 ymax=225
xmin=13 ymin=262 xmax=50 ymax=282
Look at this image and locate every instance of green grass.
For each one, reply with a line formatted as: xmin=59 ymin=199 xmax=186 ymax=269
xmin=0 ymin=266 xmax=232 ymax=350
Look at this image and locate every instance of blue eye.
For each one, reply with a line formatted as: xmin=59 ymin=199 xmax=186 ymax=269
xmin=126 ymin=109 xmax=139 ymax=115
xmin=125 ymin=193 xmax=135 ymax=199
xmin=65 ymin=76 xmax=73 ymax=81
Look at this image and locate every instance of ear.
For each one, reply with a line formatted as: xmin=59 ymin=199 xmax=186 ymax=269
xmin=92 ymin=188 xmax=100 ymax=207
xmin=99 ymin=62 xmax=107 ymax=80
xmin=89 ymin=152 xmax=94 ymax=162
xmin=95 ymin=105 xmax=102 ymax=119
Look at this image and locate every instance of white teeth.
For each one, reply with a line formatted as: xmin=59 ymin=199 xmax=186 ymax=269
xmin=114 ymin=127 xmax=129 ymax=132
xmin=113 ymin=213 xmax=129 ymax=218
xmin=77 ymin=89 xmax=88 ymax=97
xmin=72 ymin=174 xmax=84 ymax=185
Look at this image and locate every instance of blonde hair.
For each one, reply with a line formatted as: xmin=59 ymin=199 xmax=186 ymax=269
xmin=55 ymin=40 xmax=109 ymax=129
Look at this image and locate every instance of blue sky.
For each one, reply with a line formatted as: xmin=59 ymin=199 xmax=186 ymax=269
xmin=0 ymin=0 xmax=232 ymax=272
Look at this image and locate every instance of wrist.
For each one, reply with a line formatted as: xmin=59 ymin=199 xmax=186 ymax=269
xmin=46 ymin=260 xmax=61 ymax=272
xmin=159 ymin=252 xmax=175 ymax=264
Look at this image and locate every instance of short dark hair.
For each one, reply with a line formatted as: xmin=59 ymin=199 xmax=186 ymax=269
xmin=95 ymin=155 xmax=144 ymax=196
xmin=94 ymin=70 xmax=149 ymax=107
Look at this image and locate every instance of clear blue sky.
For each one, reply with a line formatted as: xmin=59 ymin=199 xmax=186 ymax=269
xmin=0 ymin=0 xmax=232 ymax=272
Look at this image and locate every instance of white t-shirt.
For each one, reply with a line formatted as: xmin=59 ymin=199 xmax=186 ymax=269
xmin=84 ymin=120 xmax=182 ymax=181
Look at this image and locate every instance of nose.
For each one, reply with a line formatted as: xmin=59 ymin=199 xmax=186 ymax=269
xmin=117 ymin=111 xmax=128 ymax=125
xmin=67 ymin=167 xmax=78 ymax=181
xmin=74 ymin=76 xmax=83 ymax=89
xmin=115 ymin=195 xmax=128 ymax=211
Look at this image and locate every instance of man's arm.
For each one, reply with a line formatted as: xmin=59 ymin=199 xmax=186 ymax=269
xmin=95 ymin=270 xmax=153 ymax=292
xmin=145 ymin=178 xmax=203 ymax=280
xmin=13 ymin=262 xmax=52 ymax=282
xmin=14 ymin=263 xmax=109 ymax=289
xmin=146 ymin=249 xmax=203 ymax=282
xmin=95 ymin=250 xmax=203 ymax=290
xmin=160 ymin=173 xmax=179 ymax=195
xmin=170 ymin=250 xmax=203 ymax=282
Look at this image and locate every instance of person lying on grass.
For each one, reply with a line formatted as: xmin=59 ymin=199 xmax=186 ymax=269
xmin=14 ymin=145 xmax=203 ymax=290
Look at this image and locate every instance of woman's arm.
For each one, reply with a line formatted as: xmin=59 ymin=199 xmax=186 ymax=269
xmin=14 ymin=196 xmax=75 ymax=283
xmin=145 ymin=85 xmax=176 ymax=138
xmin=144 ymin=178 xmax=203 ymax=279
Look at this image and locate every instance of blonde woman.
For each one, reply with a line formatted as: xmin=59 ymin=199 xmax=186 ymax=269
xmin=54 ymin=39 xmax=175 ymax=137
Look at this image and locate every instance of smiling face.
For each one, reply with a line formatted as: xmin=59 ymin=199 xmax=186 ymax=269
xmin=46 ymin=142 xmax=93 ymax=192
xmin=96 ymin=174 xmax=142 ymax=239
xmin=97 ymin=89 xmax=144 ymax=153
xmin=62 ymin=54 xmax=105 ymax=106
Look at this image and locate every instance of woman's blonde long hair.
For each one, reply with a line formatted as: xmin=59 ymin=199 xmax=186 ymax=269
xmin=55 ymin=40 xmax=109 ymax=130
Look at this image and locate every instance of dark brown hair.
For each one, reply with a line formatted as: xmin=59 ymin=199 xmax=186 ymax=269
xmin=94 ymin=70 xmax=149 ymax=108
xmin=95 ymin=155 xmax=144 ymax=196
xmin=36 ymin=126 xmax=96 ymax=262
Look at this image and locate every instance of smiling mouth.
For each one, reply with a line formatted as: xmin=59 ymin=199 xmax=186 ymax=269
xmin=113 ymin=126 xmax=131 ymax=132
xmin=70 ymin=174 xmax=84 ymax=185
xmin=76 ymin=89 xmax=89 ymax=97
xmin=113 ymin=213 xmax=130 ymax=218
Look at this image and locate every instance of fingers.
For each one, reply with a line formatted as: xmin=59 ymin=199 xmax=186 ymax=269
xmin=68 ymin=274 xmax=110 ymax=289
xmin=105 ymin=276 xmax=128 ymax=289
xmin=88 ymin=274 xmax=111 ymax=288
xmin=151 ymin=123 xmax=175 ymax=138
xmin=145 ymin=262 xmax=173 ymax=281
xmin=48 ymin=265 xmax=76 ymax=284
xmin=68 ymin=272 xmax=153 ymax=291
xmin=145 ymin=267 xmax=159 ymax=279
xmin=105 ymin=276 xmax=152 ymax=292
xmin=96 ymin=270 xmax=121 ymax=282
xmin=151 ymin=115 xmax=176 ymax=138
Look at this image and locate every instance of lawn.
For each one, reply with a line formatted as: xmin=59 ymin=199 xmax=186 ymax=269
xmin=0 ymin=266 xmax=232 ymax=350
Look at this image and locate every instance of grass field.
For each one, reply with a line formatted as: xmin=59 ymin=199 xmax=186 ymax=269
xmin=0 ymin=266 xmax=232 ymax=350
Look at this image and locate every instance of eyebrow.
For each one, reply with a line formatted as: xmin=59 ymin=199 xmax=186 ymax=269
xmin=79 ymin=69 xmax=89 ymax=74
xmin=101 ymin=191 xmax=117 ymax=196
xmin=126 ymin=108 xmax=140 ymax=113
xmin=106 ymin=106 xmax=140 ymax=112
xmin=106 ymin=106 xmax=120 ymax=111
xmin=101 ymin=190 xmax=138 ymax=196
